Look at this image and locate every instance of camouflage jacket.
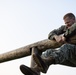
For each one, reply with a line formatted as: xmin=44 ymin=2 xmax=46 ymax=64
xmin=48 ymin=23 xmax=76 ymax=44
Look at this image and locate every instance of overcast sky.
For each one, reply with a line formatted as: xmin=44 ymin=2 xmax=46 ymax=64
xmin=0 ymin=0 xmax=76 ymax=75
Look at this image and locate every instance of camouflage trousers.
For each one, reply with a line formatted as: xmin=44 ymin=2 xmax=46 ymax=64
xmin=42 ymin=43 xmax=76 ymax=67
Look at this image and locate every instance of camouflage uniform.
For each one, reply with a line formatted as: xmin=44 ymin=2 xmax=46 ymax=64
xmin=42 ymin=23 xmax=76 ymax=67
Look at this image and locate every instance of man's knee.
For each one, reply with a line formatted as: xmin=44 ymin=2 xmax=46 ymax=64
xmin=41 ymin=49 xmax=53 ymax=58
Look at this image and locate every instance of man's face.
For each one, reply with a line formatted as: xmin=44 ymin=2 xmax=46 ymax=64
xmin=64 ymin=17 xmax=75 ymax=28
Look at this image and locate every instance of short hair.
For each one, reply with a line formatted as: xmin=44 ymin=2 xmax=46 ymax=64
xmin=63 ymin=13 xmax=75 ymax=20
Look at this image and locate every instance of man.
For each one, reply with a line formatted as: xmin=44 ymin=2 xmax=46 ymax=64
xmin=20 ymin=13 xmax=76 ymax=75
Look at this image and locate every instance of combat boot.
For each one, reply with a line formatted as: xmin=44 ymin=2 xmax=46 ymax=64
xmin=33 ymin=53 xmax=55 ymax=73
xmin=20 ymin=64 xmax=40 ymax=75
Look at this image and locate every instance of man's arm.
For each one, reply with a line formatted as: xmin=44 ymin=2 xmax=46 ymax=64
xmin=48 ymin=25 xmax=65 ymax=40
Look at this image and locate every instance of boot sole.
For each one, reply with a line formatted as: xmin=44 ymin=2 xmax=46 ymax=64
xmin=20 ymin=65 xmax=38 ymax=75
xmin=33 ymin=54 xmax=48 ymax=73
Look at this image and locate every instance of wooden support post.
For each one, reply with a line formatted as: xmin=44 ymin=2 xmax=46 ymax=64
xmin=30 ymin=47 xmax=41 ymax=75
xmin=30 ymin=47 xmax=36 ymax=67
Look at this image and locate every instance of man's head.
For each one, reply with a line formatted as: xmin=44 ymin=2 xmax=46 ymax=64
xmin=63 ymin=13 xmax=75 ymax=28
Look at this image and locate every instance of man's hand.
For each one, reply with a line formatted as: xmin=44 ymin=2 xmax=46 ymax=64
xmin=54 ymin=35 xmax=66 ymax=43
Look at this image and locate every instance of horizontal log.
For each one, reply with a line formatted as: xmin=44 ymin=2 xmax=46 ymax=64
xmin=0 ymin=39 xmax=63 ymax=63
